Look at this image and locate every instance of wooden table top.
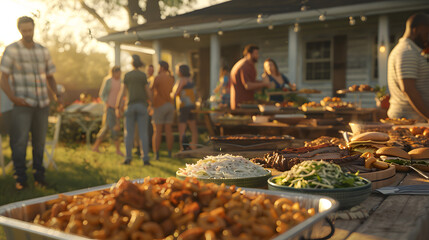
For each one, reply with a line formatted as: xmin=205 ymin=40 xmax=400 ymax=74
xmin=319 ymin=172 xmax=429 ymax=240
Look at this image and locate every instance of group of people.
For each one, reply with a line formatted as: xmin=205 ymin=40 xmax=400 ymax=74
xmin=92 ymin=55 xmax=199 ymax=166
xmin=227 ymin=44 xmax=296 ymax=110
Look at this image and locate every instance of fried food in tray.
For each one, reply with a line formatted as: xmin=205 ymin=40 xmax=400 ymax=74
xmin=388 ymin=128 xmax=429 ymax=151
xmin=28 ymin=177 xmax=317 ymax=240
xmin=380 ymin=117 xmax=416 ymax=125
xmin=210 ymin=135 xmax=293 ymax=145
xmin=305 ymin=136 xmax=345 ymax=147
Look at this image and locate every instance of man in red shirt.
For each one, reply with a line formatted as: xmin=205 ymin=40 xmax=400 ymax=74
xmin=230 ymin=44 xmax=270 ymax=110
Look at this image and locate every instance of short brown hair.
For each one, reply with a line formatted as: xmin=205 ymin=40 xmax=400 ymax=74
xmin=17 ymin=16 xmax=34 ymax=29
xmin=111 ymin=66 xmax=121 ymax=74
xmin=243 ymin=44 xmax=259 ymax=56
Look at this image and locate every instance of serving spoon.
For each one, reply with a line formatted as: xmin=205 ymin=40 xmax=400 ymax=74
xmin=409 ymin=165 xmax=429 ymax=180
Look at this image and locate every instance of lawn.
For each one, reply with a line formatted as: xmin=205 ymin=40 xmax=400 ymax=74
xmin=0 ymin=138 xmax=197 ymax=239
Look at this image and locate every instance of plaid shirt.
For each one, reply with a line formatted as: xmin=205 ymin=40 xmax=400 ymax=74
xmin=0 ymin=41 xmax=56 ymax=108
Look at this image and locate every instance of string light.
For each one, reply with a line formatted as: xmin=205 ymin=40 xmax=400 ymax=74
xmin=360 ymin=15 xmax=367 ymax=22
xmin=257 ymin=14 xmax=263 ymax=24
xmin=217 ymin=29 xmax=224 ymax=35
xmin=349 ymin=16 xmax=356 ymax=26
xmin=183 ymin=31 xmax=190 ymax=38
xmin=268 ymin=24 xmax=274 ymax=30
xmin=301 ymin=5 xmax=307 ymax=11
xmin=379 ymin=40 xmax=386 ymax=53
xmin=194 ymin=34 xmax=200 ymax=42
xmin=294 ymin=22 xmax=300 ymax=32
xmin=319 ymin=12 xmax=326 ymax=21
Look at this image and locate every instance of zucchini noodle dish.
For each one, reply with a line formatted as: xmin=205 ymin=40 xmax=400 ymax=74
xmin=177 ymin=154 xmax=269 ymax=179
xmin=272 ymin=160 xmax=367 ymax=189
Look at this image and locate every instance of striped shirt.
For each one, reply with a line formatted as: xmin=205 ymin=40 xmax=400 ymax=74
xmin=387 ymin=38 xmax=429 ymax=121
xmin=0 ymin=41 xmax=56 ymax=108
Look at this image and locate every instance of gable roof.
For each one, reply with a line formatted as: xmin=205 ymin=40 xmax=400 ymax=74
xmin=98 ymin=0 xmax=429 ymax=42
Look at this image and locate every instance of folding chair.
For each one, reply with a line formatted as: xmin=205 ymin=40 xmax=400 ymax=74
xmin=44 ymin=114 xmax=62 ymax=170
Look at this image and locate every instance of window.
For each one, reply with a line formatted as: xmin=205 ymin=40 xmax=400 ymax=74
xmin=305 ymin=40 xmax=332 ymax=81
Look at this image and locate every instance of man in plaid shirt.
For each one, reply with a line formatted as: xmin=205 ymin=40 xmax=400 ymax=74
xmin=0 ymin=16 xmax=61 ymax=190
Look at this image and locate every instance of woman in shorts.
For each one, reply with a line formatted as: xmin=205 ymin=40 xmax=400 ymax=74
xmin=150 ymin=61 xmax=175 ymax=159
xmin=172 ymin=64 xmax=198 ymax=151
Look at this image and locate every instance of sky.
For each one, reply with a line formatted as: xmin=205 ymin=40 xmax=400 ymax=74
xmin=0 ymin=0 xmax=228 ymax=60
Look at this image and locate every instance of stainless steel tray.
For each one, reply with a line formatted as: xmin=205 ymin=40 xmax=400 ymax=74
xmin=0 ymin=181 xmax=338 ymax=240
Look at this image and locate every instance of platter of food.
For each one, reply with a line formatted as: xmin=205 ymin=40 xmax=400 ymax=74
xmin=176 ymin=154 xmax=272 ymax=188
xmin=336 ymin=84 xmax=374 ymax=94
xmin=268 ymin=161 xmax=371 ymax=209
xmin=380 ymin=117 xmax=416 ymax=125
xmin=210 ymin=135 xmax=294 ymax=146
xmin=0 ymin=177 xmax=339 ymax=240
xmin=272 ymin=114 xmax=306 ymax=126
xmin=300 ymin=102 xmax=324 ymax=112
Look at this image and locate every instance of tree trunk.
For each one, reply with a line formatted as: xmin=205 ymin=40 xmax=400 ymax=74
xmin=145 ymin=0 xmax=161 ymax=23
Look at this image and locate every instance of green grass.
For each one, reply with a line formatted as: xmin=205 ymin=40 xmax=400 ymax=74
xmin=0 ymin=138 xmax=198 ymax=239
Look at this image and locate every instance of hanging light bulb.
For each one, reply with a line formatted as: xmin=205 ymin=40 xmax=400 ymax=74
xmin=217 ymin=29 xmax=224 ymax=36
xmin=301 ymin=5 xmax=307 ymax=11
xmin=379 ymin=40 xmax=386 ymax=53
xmin=268 ymin=24 xmax=274 ymax=30
xmin=194 ymin=34 xmax=200 ymax=42
xmin=257 ymin=14 xmax=263 ymax=24
xmin=294 ymin=23 xmax=300 ymax=32
xmin=183 ymin=31 xmax=190 ymax=38
xmin=349 ymin=16 xmax=356 ymax=26
xmin=319 ymin=13 xmax=326 ymax=21
xmin=360 ymin=15 xmax=367 ymax=22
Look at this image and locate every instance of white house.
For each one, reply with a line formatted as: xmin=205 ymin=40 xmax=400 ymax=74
xmin=98 ymin=0 xmax=429 ymax=107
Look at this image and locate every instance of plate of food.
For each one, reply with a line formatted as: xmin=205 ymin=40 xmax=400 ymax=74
xmin=380 ymin=118 xmax=416 ymax=125
xmin=176 ymin=154 xmax=272 ymax=188
xmin=300 ymin=102 xmax=324 ymax=112
xmin=376 ymin=147 xmax=411 ymax=172
xmin=268 ymin=160 xmax=371 ymax=209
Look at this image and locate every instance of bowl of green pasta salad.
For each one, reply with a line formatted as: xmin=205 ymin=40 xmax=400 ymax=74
xmin=176 ymin=154 xmax=271 ymax=188
xmin=268 ymin=160 xmax=371 ymax=209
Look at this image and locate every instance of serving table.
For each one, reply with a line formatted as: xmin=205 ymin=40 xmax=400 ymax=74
xmin=317 ymin=172 xmax=429 ymax=240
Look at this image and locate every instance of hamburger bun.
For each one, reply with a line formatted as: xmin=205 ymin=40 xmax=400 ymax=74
xmin=373 ymin=161 xmax=389 ymax=170
xmin=351 ymin=132 xmax=389 ymax=142
xmin=408 ymin=148 xmax=429 ymax=160
xmin=376 ymin=147 xmax=411 ymax=160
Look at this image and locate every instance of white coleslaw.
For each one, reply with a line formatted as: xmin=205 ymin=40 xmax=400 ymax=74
xmin=177 ymin=154 xmax=269 ymax=179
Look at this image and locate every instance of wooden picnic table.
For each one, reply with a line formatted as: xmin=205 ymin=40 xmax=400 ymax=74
xmin=318 ymin=172 xmax=429 ymax=240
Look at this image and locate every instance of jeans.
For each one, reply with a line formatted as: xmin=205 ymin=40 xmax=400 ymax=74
xmin=10 ymin=106 xmax=49 ymax=183
xmin=124 ymin=103 xmax=150 ymax=162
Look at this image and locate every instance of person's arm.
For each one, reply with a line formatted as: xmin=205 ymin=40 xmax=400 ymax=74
xmin=402 ymin=78 xmax=429 ymax=120
xmin=46 ymin=75 xmax=61 ymax=102
xmin=173 ymin=79 xmax=185 ymax=99
xmin=0 ymin=72 xmax=29 ymax=106
xmin=241 ymin=69 xmax=269 ymax=90
xmin=115 ymin=83 xmax=126 ymax=118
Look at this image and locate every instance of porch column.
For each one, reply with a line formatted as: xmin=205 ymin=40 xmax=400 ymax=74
xmin=114 ymin=42 xmax=121 ymax=66
xmin=210 ymin=34 xmax=221 ymax=97
xmin=288 ymin=26 xmax=299 ymax=88
xmin=152 ymin=40 xmax=161 ymax=73
xmin=378 ymin=15 xmax=390 ymax=87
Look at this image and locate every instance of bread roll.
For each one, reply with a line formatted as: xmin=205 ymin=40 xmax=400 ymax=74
xmin=408 ymin=148 xmax=429 ymax=160
xmin=351 ymin=132 xmax=389 ymax=142
xmin=376 ymin=147 xmax=411 ymax=160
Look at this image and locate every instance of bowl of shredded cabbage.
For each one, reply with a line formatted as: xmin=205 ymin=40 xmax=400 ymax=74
xmin=176 ymin=154 xmax=271 ymax=188
xmin=268 ymin=160 xmax=371 ymax=209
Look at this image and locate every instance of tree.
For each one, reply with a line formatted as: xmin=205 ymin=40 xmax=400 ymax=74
xmin=38 ymin=0 xmax=203 ymax=34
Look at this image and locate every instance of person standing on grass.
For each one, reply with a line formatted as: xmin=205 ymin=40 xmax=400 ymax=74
xmin=150 ymin=61 xmax=175 ymax=159
xmin=172 ymin=64 xmax=198 ymax=151
xmin=116 ymin=55 xmax=152 ymax=165
xmin=0 ymin=16 xmax=62 ymax=190
xmin=92 ymin=66 xmax=124 ymax=156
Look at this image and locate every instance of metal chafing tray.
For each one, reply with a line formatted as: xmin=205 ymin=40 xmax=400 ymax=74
xmin=0 ymin=181 xmax=339 ymax=240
